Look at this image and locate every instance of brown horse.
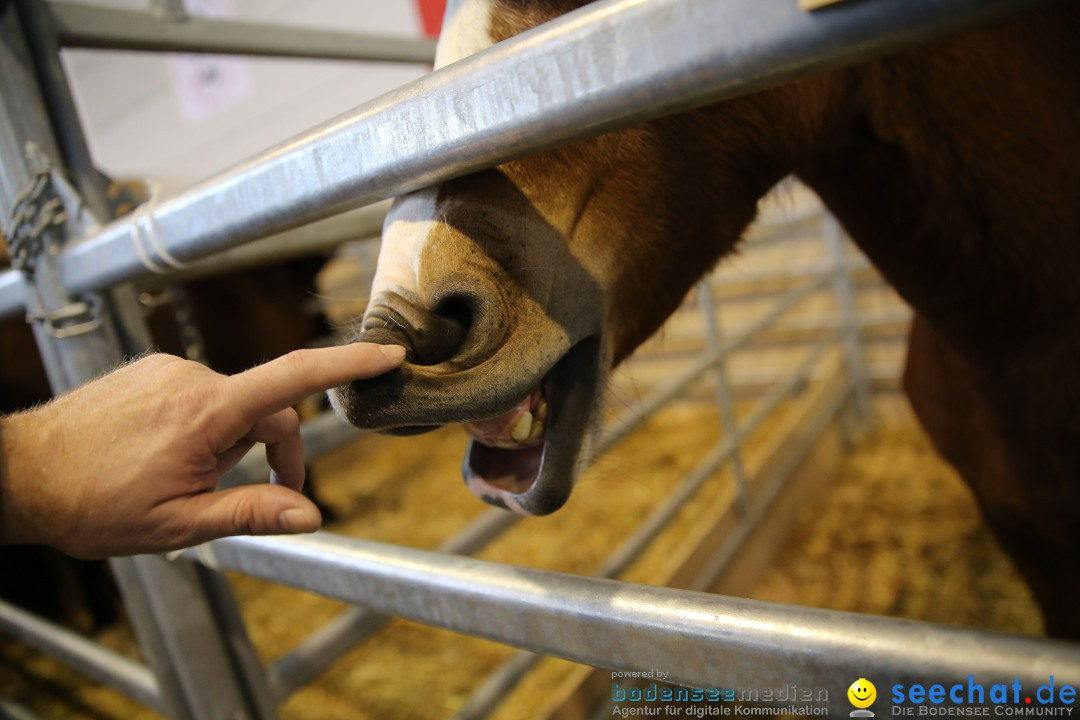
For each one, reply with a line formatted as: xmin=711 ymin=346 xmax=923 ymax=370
xmin=331 ymin=0 xmax=1080 ymax=638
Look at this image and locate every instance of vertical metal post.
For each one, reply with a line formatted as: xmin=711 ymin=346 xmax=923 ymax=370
xmin=822 ymin=213 xmax=871 ymax=426
xmin=107 ymin=557 xmax=278 ymax=720
xmin=15 ymin=0 xmax=154 ymax=356
xmin=149 ymin=0 xmax=190 ymax=22
xmin=696 ymin=279 xmax=750 ymax=514
xmin=14 ymin=0 xmax=108 ymax=220
xmin=0 ymin=5 xmax=272 ymax=719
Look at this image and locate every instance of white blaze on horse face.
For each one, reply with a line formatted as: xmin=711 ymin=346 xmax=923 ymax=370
xmin=371 ymin=190 xmax=440 ymax=303
xmin=368 ymin=1 xmax=497 ymax=305
xmin=435 ymin=0 xmax=498 ymax=69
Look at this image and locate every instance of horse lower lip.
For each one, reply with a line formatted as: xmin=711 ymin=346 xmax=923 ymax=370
xmin=383 ymin=424 xmax=440 ymax=436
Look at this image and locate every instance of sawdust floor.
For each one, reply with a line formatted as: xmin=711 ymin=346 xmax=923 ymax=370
xmin=0 ymin=393 xmax=1042 ymax=719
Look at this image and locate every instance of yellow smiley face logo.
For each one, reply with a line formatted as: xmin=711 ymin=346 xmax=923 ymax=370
xmin=848 ymin=678 xmax=877 ymax=708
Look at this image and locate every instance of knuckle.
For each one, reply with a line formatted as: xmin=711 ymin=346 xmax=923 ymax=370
xmin=231 ymin=498 xmax=262 ymax=536
xmin=280 ymin=349 xmax=317 ymax=377
xmin=278 ymin=407 xmax=301 ymax=433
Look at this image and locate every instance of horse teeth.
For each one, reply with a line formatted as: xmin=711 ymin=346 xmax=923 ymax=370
xmin=527 ymin=418 xmax=545 ymax=441
xmin=510 ymin=411 xmax=533 ymax=443
xmin=535 ymin=398 xmax=548 ymax=422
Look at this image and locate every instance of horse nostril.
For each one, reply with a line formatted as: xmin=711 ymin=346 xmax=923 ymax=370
xmin=417 ymin=293 xmax=473 ymax=365
xmin=360 ymin=292 xmax=472 ymax=366
xmin=434 ymin=294 xmax=474 ymax=336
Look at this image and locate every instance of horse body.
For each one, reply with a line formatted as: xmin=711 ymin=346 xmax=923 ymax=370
xmin=801 ymin=9 xmax=1080 ymax=638
xmin=332 ymin=0 xmax=1080 ymax=636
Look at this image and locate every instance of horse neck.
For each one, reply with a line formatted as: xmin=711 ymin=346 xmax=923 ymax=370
xmin=794 ymin=5 xmax=1080 ymax=364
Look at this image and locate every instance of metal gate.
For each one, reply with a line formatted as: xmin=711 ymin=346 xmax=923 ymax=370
xmin=1 ymin=1 xmax=1077 ymax=718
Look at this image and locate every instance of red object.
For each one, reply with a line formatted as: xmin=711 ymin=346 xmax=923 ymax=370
xmin=415 ymin=0 xmax=446 ymax=38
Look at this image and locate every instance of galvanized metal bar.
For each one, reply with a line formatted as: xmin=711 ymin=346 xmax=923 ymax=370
xmin=0 ymin=202 xmax=387 ymax=320
xmin=195 ymin=565 xmax=279 ymax=720
xmin=145 ymin=202 xmax=388 ymax=286
xmin=0 ymin=696 xmax=43 ymax=720
xmin=16 ymin=0 xmax=154 ymax=356
xmin=697 ymin=280 xmax=751 ymax=515
xmin=148 ymin=0 xmax=188 ymax=23
xmin=687 ymin=373 xmax=853 ymax=594
xmin=0 ymin=2 xmax=126 ymax=394
xmin=48 ymin=1 xmax=436 ymax=64
xmin=822 ymin=213 xmax=872 ymax=424
xmin=743 ymin=209 xmax=825 ymax=248
xmin=55 ymin=0 xmax=1051 ymax=299
xmin=16 ymin=0 xmax=108 ymax=220
xmin=0 ymin=598 xmax=162 ymax=711
xmin=596 ymin=272 xmax=832 ymax=457
xmin=107 ymin=555 xmax=274 ymax=720
xmin=456 ymin=332 xmax=843 ymax=720
xmin=266 ymin=508 xmax=519 ymax=700
xmin=186 ymin=531 xmax=1080 ymax=717
xmin=456 ymin=652 xmax=540 ymax=720
xmin=0 ymin=269 xmax=25 ymax=319
xmin=712 ymin=255 xmax=873 ymax=289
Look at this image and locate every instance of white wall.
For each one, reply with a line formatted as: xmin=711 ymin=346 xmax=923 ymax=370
xmin=59 ymin=0 xmax=432 ymax=193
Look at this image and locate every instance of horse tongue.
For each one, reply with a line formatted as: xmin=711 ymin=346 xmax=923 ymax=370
xmin=464 ymin=441 xmax=545 ymax=512
xmin=461 ymin=388 xmax=548 ymax=514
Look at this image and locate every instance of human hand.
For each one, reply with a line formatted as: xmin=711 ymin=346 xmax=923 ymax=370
xmin=0 ymin=343 xmax=404 ymax=559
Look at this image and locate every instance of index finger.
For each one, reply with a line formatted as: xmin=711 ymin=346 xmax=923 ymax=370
xmin=225 ymin=343 xmax=405 ymax=422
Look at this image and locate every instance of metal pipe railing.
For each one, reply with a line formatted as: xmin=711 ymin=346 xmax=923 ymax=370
xmin=0 ymin=598 xmax=162 ymax=711
xmin=741 ymin=211 xmax=824 ymax=247
xmin=48 ymin=1 xmax=437 ymax=64
xmin=823 ymin=215 xmax=872 ymax=423
xmin=0 ymin=696 xmax=43 ymax=720
xmin=0 ymin=269 xmax=24 ymax=318
xmin=712 ymin=256 xmax=874 ymax=289
xmin=1 ymin=202 xmax=388 ymax=322
xmin=596 ymin=272 xmax=832 ymax=457
xmin=142 ymin=202 xmax=388 ymax=286
xmin=185 ymin=532 xmax=1080 ymax=718
xmin=265 ymin=509 xmax=518 ymax=700
xmin=48 ymin=0 xmax=1049 ymax=304
xmin=698 ymin=280 xmax=751 ymax=515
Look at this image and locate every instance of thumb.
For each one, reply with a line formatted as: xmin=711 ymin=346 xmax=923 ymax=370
xmin=181 ymin=485 xmax=322 ymax=546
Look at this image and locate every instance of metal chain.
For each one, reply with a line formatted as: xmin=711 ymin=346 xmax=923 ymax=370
xmin=6 ymin=170 xmax=67 ymax=276
xmin=8 ymin=163 xmax=104 ymax=338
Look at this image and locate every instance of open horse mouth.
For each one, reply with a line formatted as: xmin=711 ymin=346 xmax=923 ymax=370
xmin=459 ymin=337 xmax=600 ymax=515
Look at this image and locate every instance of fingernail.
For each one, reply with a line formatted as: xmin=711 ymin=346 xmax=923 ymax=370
xmin=379 ymin=344 xmax=407 ymax=363
xmin=278 ymin=507 xmax=321 ymax=534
